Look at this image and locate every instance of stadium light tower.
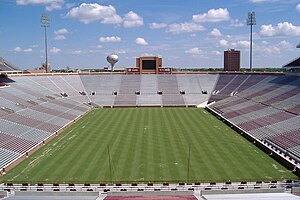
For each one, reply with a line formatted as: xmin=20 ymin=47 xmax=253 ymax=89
xmin=41 ymin=13 xmax=50 ymax=73
xmin=247 ymin=11 xmax=256 ymax=72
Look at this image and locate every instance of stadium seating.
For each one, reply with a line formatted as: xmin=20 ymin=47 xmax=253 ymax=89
xmin=114 ymin=75 xmax=141 ymax=106
xmin=209 ymin=74 xmax=273 ymax=102
xmin=176 ymin=74 xmax=218 ymax=106
xmin=0 ymin=148 xmax=21 ymax=171
xmin=0 ymin=57 xmax=20 ymax=71
xmin=208 ymin=74 xmax=300 ymax=163
xmin=0 ymin=75 xmax=90 ymax=170
xmin=0 ymin=73 xmax=299 ymax=173
xmin=0 ymin=132 xmax=37 ymax=154
xmin=79 ymin=74 xmax=217 ymax=107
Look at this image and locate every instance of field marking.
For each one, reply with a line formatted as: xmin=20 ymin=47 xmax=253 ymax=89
xmin=10 ymin=124 xmax=80 ymax=181
xmin=272 ymin=164 xmax=279 ymax=169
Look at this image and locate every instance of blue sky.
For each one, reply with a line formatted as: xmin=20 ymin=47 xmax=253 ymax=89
xmin=0 ymin=0 xmax=300 ymax=70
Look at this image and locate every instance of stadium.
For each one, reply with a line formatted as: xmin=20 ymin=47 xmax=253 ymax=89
xmin=1 ymin=1 xmax=300 ymax=199
xmin=0 ymin=54 xmax=300 ymax=199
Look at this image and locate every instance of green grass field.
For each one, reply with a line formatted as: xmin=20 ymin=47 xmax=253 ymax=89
xmin=2 ymin=108 xmax=297 ymax=183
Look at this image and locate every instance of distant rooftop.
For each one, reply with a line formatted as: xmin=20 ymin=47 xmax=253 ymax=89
xmin=282 ymin=57 xmax=300 ymax=69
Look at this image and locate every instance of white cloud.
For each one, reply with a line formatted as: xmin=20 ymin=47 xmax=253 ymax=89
xmin=135 ymin=37 xmax=148 ymax=45
xmin=115 ymin=50 xmax=126 ymax=54
xmin=259 ymin=45 xmax=280 ymax=55
xmin=260 ymin=22 xmax=300 ymax=37
xmin=141 ymin=53 xmax=155 ymax=56
xmin=209 ymin=28 xmax=222 ymax=37
xmin=50 ymin=47 xmax=61 ymax=54
xmin=218 ymin=39 xmax=250 ymax=49
xmin=23 ymin=48 xmax=33 ymax=52
xmin=167 ymin=55 xmax=179 ymax=61
xmin=218 ymin=39 xmax=229 ymax=47
xmin=123 ymin=11 xmax=143 ymax=28
xmin=32 ymin=44 xmax=39 ymax=48
xmin=149 ymin=22 xmax=167 ymax=29
xmin=211 ymin=50 xmax=222 ymax=56
xmin=297 ymin=4 xmax=300 ymax=12
xmin=14 ymin=47 xmax=22 ymax=52
xmin=101 ymin=14 xmax=122 ymax=24
xmin=54 ymin=28 xmax=69 ymax=40
xmin=230 ymin=19 xmax=244 ymax=27
xmin=16 ymin=0 xmax=64 ymax=11
xmin=89 ymin=49 xmax=100 ymax=53
xmin=54 ymin=35 xmax=66 ymax=40
xmin=235 ymin=40 xmax=250 ymax=48
xmin=54 ymin=28 xmax=69 ymax=35
xmin=96 ymin=45 xmax=103 ymax=49
xmin=14 ymin=46 xmax=33 ymax=53
xmin=16 ymin=0 xmax=63 ymax=5
xmin=99 ymin=36 xmax=121 ymax=42
xmin=67 ymin=6 xmax=143 ymax=26
xmin=185 ymin=47 xmax=203 ymax=55
xmin=277 ymin=40 xmax=293 ymax=50
xmin=167 ymin=22 xmax=205 ymax=34
xmin=72 ymin=50 xmax=83 ymax=54
xmin=66 ymin=3 xmax=121 ymax=25
xmin=257 ymin=40 xmax=293 ymax=56
xmin=192 ymin=8 xmax=230 ymax=23
xmin=46 ymin=2 xmax=62 ymax=11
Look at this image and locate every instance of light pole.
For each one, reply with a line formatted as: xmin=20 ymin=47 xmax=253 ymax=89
xmin=247 ymin=12 xmax=256 ymax=72
xmin=41 ymin=13 xmax=50 ymax=73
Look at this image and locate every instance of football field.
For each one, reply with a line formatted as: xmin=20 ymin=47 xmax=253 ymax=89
xmin=2 ymin=108 xmax=297 ymax=183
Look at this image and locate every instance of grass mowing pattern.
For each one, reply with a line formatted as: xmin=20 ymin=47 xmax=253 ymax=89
xmin=2 ymin=108 xmax=296 ymax=183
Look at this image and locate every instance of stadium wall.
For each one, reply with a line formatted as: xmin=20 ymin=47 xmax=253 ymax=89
xmin=6 ymin=71 xmax=286 ymax=77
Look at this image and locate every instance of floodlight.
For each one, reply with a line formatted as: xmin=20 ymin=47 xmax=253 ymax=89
xmin=247 ymin=12 xmax=256 ymax=72
xmin=41 ymin=13 xmax=51 ymax=73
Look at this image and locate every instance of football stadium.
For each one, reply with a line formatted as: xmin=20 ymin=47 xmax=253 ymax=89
xmin=0 ymin=54 xmax=300 ymax=199
xmin=1 ymin=1 xmax=300 ymax=199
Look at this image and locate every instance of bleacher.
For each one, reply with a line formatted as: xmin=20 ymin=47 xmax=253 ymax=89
xmin=0 ymin=57 xmax=20 ymax=72
xmin=209 ymin=74 xmax=273 ymax=103
xmin=177 ymin=74 xmax=218 ymax=106
xmin=137 ymin=75 xmax=161 ymax=106
xmin=79 ymin=75 xmax=122 ymax=107
xmin=208 ymin=74 xmax=300 ymax=164
xmin=79 ymin=74 xmax=216 ymax=107
xmin=114 ymin=75 xmax=141 ymax=106
xmin=0 ymin=75 xmax=90 ymax=171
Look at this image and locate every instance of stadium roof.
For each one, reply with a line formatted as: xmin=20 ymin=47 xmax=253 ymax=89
xmin=282 ymin=57 xmax=300 ymax=69
xmin=0 ymin=57 xmax=20 ymax=71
